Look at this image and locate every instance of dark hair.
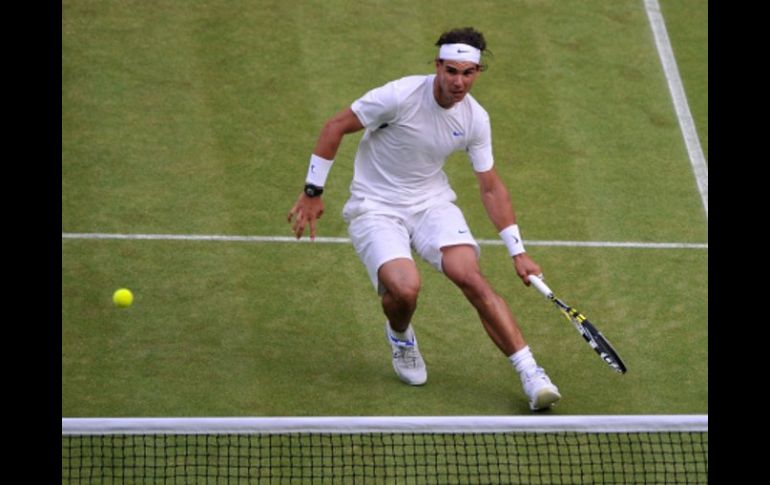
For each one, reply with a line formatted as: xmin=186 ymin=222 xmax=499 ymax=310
xmin=435 ymin=27 xmax=487 ymax=51
xmin=435 ymin=27 xmax=489 ymax=70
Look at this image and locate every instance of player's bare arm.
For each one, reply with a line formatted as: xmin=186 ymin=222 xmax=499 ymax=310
xmin=312 ymin=107 xmax=365 ymax=159
xmin=475 ymin=168 xmax=542 ymax=285
xmin=287 ymin=108 xmax=364 ymax=239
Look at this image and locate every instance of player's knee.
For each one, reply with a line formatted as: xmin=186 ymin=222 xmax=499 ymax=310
xmin=444 ymin=257 xmax=480 ymax=288
xmin=441 ymin=245 xmax=480 ymax=282
xmin=387 ymin=280 xmax=421 ymax=307
xmin=449 ymin=269 xmax=495 ymax=301
xmin=379 ymin=259 xmax=421 ymax=307
xmin=453 ymin=270 xmax=483 ymax=292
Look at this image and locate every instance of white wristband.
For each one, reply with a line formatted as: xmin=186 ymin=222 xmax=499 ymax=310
xmin=499 ymin=224 xmax=526 ymax=257
xmin=306 ymin=154 xmax=334 ymax=187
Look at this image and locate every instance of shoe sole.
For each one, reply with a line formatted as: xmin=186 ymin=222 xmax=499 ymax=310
xmin=529 ymin=387 xmax=562 ymax=411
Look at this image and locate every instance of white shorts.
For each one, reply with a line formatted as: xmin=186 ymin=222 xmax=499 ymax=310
xmin=344 ymin=199 xmax=481 ymax=294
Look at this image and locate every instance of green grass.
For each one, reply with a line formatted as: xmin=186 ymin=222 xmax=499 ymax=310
xmin=62 ymin=0 xmax=707 ymax=417
xmin=62 ymin=240 xmax=706 ymax=416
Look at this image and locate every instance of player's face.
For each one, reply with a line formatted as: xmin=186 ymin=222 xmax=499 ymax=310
xmin=434 ymin=60 xmax=481 ymax=108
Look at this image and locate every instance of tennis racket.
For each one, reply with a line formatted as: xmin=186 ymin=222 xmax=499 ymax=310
xmin=529 ymin=275 xmax=627 ymax=374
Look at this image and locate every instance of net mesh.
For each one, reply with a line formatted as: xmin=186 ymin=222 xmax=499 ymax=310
xmin=62 ymin=428 xmax=707 ymax=484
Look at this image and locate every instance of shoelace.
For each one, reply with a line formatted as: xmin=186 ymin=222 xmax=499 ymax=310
xmin=523 ymin=367 xmax=549 ymax=383
xmin=394 ymin=346 xmax=422 ymax=368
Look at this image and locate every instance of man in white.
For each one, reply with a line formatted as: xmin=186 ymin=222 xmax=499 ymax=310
xmin=288 ymin=27 xmax=561 ymax=411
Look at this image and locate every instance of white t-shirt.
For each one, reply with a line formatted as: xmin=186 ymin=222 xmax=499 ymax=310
xmin=345 ymin=74 xmax=494 ymax=217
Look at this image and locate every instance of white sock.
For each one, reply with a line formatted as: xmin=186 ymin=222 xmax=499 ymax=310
xmin=508 ymin=346 xmax=537 ymax=374
xmin=388 ymin=322 xmax=413 ymax=342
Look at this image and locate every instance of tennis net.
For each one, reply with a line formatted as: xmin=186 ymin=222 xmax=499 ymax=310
xmin=62 ymin=415 xmax=707 ymax=484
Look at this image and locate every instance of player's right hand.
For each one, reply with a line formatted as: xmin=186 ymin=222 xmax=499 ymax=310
xmin=512 ymin=253 xmax=542 ymax=286
xmin=287 ymin=193 xmax=325 ymax=240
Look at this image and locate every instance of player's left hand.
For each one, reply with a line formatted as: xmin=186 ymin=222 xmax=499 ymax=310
xmin=287 ymin=193 xmax=325 ymax=240
xmin=512 ymin=253 xmax=542 ymax=286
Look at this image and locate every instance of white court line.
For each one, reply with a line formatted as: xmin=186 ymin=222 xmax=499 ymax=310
xmin=61 ymin=232 xmax=707 ymax=250
xmin=644 ymin=0 xmax=708 ymax=218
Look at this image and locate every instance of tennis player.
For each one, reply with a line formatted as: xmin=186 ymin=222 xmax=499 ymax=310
xmin=288 ymin=27 xmax=561 ymax=411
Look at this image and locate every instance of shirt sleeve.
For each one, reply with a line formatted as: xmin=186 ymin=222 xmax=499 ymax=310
xmin=350 ymin=80 xmax=399 ymax=130
xmin=467 ymin=110 xmax=494 ymax=172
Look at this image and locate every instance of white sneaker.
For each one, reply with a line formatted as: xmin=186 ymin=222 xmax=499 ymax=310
xmin=385 ymin=322 xmax=427 ymax=386
xmin=521 ymin=367 xmax=561 ymax=411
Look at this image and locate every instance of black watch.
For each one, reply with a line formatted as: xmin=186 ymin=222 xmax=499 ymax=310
xmin=304 ymin=183 xmax=324 ymax=198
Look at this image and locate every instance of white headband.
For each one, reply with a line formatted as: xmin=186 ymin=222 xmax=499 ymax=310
xmin=438 ymin=43 xmax=481 ymax=64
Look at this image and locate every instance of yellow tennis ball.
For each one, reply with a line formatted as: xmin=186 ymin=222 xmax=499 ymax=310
xmin=113 ymin=288 xmax=134 ymax=308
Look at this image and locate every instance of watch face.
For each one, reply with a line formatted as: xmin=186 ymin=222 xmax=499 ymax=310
xmin=304 ymin=184 xmax=322 ymax=197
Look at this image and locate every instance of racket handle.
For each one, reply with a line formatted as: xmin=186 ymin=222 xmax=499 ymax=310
xmin=529 ymin=274 xmax=554 ymax=298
